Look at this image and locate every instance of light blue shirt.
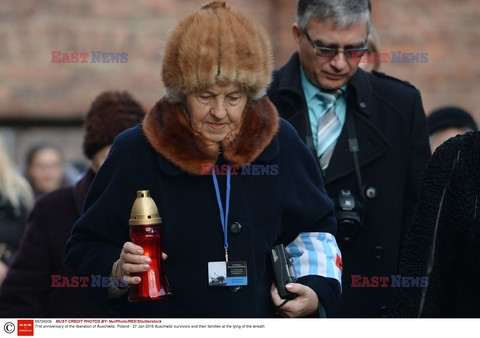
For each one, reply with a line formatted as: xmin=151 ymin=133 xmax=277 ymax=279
xmin=300 ymin=66 xmax=347 ymax=152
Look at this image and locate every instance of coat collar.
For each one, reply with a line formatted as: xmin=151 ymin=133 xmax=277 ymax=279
xmin=143 ymin=97 xmax=279 ymax=176
xmin=274 ymin=53 xmax=390 ymax=186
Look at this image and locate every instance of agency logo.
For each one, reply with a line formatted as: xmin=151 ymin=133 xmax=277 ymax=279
xmin=351 ymin=274 xmax=428 ymax=287
xmin=51 ymin=274 xmax=128 ymax=288
xmin=51 ymin=51 xmax=128 ymax=63
xmin=201 ymin=163 xmax=279 ymax=176
xmin=352 ymin=51 xmax=429 ymax=65
xmin=17 ymin=320 xmax=34 ymax=336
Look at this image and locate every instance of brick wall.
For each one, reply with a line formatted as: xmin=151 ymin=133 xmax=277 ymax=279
xmin=371 ymin=0 xmax=480 ymax=123
xmin=1 ymin=0 xmax=479 ymax=168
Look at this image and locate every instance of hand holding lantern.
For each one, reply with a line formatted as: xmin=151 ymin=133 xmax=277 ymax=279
xmin=126 ymin=190 xmax=171 ymax=301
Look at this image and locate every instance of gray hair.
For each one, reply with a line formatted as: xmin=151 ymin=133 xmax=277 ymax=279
xmin=296 ymin=0 xmax=371 ymax=33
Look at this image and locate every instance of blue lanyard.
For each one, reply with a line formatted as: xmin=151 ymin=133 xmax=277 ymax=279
xmin=211 ymin=166 xmax=231 ymax=262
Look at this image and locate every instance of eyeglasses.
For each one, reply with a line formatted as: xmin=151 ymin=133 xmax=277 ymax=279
xmin=304 ymin=30 xmax=368 ymax=60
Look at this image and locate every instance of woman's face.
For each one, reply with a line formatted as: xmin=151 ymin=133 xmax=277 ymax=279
xmin=27 ymin=148 xmax=64 ymax=194
xmin=185 ymin=83 xmax=248 ymax=143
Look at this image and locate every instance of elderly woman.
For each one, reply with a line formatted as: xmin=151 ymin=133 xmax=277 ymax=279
xmin=65 ymin=2 xmax=341 ymax=318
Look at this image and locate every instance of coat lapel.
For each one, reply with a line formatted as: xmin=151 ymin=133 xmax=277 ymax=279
xmin=272 ymin=54 xmax=391 ymax=185
xmin=273 ymin=54 xmax=315 ymax=153
xmin=323 ymin=69 xmax=390 ymax=185
xmin=324 ymin=108 xmax=390 ymax=185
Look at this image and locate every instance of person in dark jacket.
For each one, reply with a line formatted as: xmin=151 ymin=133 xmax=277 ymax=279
xmin=267 ymin=0 xmax=431 ymax=317
xmin=65 ymin=2 xmax=342 ymax=318
xmin=391 ymin=131 xmax=480 ymax=317
xmin=0 ymin=135 xmax=34 ymax=285
xmin=0 ymin=91 xmax=146 ymax=317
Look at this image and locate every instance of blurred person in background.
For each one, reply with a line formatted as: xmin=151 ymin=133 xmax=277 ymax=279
xmin=0 ymin=91 xmax=146 ymax=317
xmin=25 ymin=143 xmax=65 ymax=198
xmin=427 ymin=106 xmax=478 ymax=154
xmin=0 ymin=135 xmax=34 ymax=285
xmin=358 ymin=26 xmax=381 ymax=72
xmin=358 ymin=0 xmax=381 ymax=73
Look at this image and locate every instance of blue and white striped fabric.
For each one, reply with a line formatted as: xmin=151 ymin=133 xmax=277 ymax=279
xmin=286 ymin=232 xmax=342 ymax=286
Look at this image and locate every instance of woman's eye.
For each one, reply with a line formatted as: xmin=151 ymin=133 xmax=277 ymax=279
xmin=228 ymin=96 xmax=241 ymax=103
xmin=197 ymin=95 xmax=211 ymax=103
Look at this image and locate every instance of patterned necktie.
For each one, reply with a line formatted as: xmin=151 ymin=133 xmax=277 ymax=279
xmin=317 ymin=89 xmax=343 ymax=170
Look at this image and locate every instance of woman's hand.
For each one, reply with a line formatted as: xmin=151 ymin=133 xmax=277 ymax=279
xmin=271 ymin=282 xmax=319 ymax=317
xmin=113 ymin=242 xmax=167 ymax=286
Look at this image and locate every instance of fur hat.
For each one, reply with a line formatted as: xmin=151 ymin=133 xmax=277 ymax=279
xmin=83 ymin=91 xmax=146 ymax=159
xmin=162 ymin=1 xmax=273 ymax=103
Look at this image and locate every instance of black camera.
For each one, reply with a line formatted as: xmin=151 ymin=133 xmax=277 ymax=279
xmin=335 ymin=189 xmax=363 ymax=242
xmin=270 ymin=244 xmax=298 ymax=300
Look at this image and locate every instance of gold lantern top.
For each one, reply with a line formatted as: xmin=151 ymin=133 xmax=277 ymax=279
xmin=129 ymin=190 xmax=162 ymax=226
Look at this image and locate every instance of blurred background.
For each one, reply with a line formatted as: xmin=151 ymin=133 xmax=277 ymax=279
xmin=0 ymin=0 xmax=479 ymax=172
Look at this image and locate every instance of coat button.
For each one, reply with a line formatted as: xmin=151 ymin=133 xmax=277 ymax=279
xmin=378 ymin=305 xmax=388 ymax=317
xmin=366 ymin=186 xmax=377 ymax=199
xmin=230 ymin=222 xmax=242 ymax=234
xmin=372 ymin=246 xmax=384 ymax=259
xmin=360 ymin=102 xmax=367 ymax=108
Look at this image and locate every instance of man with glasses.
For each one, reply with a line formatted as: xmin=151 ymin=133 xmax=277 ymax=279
xmin=268 ymin=0 xmax=430 ymax=317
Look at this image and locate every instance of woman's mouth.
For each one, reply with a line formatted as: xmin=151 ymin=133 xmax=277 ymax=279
xmin=207 ymin=123 xmax=226 ymax=130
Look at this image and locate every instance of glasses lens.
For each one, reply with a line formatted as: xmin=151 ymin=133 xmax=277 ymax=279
xmin=316 ymin=48 xmax=337 ymax=58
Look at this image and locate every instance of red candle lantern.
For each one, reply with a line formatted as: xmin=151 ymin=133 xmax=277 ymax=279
xmin=128 ymin=190 xmax=171 ymax=301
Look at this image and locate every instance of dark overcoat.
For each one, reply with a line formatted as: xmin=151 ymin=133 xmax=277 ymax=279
xmin=391 ymin=131 xmax=480 ymax=317
xmin=65 ymin=97 xmax=341 ymax=317
xmin=0 ymin=197 xmax=29 ymax=264
xmin=0 ymin=170 xmax=105 ymax=317
xmin=268 ymin=53 xmax=431 ymax=317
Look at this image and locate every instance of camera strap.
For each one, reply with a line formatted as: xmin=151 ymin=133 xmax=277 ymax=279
xmin=345 ymin=110 xmax=365 ymax=202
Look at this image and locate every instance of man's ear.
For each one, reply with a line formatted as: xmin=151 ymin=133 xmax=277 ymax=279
xmin=292 ymin=23 xmax=302 ymax=48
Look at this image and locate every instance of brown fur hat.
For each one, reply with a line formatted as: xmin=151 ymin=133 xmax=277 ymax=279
xmin=83 ymin=91 xmax=146 ymax=159
xmin=162 ymin=1 xmax=273 ymax=103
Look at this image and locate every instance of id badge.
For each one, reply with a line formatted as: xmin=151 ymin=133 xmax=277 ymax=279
xmin=208 ymin=261 xmax=248 ymax=287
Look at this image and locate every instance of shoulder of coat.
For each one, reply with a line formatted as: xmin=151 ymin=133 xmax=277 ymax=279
xmin=371 ymin=70 xmax=417 ymax=90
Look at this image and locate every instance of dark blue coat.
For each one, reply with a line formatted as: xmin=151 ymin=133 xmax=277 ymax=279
xmin=65 ymin=97 xmax=340 ymax=317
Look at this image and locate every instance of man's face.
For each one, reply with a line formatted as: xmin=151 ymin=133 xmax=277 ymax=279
xmin=293 ymin=18 xmax=368 ymax=90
